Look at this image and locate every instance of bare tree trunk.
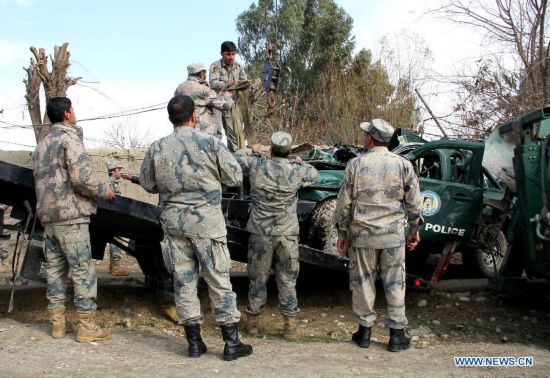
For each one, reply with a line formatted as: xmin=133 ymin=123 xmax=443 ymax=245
xmin=23 ymin=42 xmax=81 ymax=142
xmin=23 ymin=64 xmax=42 ymax=140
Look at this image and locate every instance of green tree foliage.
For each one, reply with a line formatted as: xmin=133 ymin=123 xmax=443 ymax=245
xmin=237 ymin=0 xmax=419 ymax=144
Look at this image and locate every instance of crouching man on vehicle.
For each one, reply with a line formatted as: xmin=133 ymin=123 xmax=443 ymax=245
xmin=235 ymin=132 xmax=318 ymax=340
xmin=139 ymin=95 xmax=252 ymax=361
xmin=32 ymin=97 xmax=116 ymax=342
xmin=334 ymin=119 xmax=423 ymax=352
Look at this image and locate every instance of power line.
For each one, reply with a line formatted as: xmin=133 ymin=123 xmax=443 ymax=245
xmin=0 ymin=140 xmax=36 ymax=148
xmin=0 ymin=101 xmax=168 ymax=129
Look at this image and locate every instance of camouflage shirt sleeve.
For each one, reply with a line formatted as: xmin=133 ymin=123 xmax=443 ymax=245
xmin=403 ymin=160 xmax=423 ymax=235
xmin=64 ymin=136 xmax=109 ymax=199
xmin=207 ymin=89 xmax=231 ymax=111
xmin=333 ymin=158 xmax=357 ymax=240
xmin=216 ymin=141 xmax=243 ymax=187
xmin=233 ymin=148 xmax=259 ymax=176
xmin=209 ymin=62 xmax=226 ymax=93
xmin=139 ymin=143 xmax=159 ymax=194
xmin=297 ymin=162 xmax=319 ymax=188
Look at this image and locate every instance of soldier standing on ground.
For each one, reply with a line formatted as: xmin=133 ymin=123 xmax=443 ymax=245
xmin=209 ymin=41 xmax=247 ymax=152
xmin=139 ymin=95 xmax=253 ymax=361
xmin=0 ymin=204 xmax=12 ymax=272
xmin=333 ymin=119 xmax=423 ymax=352
xmin=175 ymin=63 xmax=231 ymax=139
xmin=106 ymin=163 xmax=129 ymax=276
xmin=234 ymin=132 xmax=318 ymax=340
xmin=32 ymin=97 xmax=115 ymax=342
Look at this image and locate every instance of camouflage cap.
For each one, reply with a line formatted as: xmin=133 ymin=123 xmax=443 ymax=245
xmin=107 ymin=162 xmax=123 ymax=171
xmin=271 ymin=131 xmax=292 ymax=154
xmin=187 ymin=62 xmax=207 ymax=75
xmin=359 ymin=119 xmax=395 ymax=143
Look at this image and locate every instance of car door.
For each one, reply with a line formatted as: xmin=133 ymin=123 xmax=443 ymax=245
xmin=405 ymin=140 xmax=485 ymax=243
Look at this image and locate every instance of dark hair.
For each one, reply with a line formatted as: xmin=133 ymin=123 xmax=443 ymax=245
xmin=371 ymin=138 xmax=389 ymax=147
xmin=167 ymin=95 xmax=195 ymax=125
xmin=46 ymin=97 xmax=72 ymax=123
xmin=221 ymin=41 xmax=237 ymax=53
xmin=272 ymin=149 xmax=290 ymax=158
xmin=108 ymin=170 xmax=115 ymax=177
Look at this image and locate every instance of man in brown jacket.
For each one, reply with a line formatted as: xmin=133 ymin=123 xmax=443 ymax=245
xmin=32 ymin=97 xmax=115 ymax=342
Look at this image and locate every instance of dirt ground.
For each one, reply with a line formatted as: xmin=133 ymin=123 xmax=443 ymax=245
xmin=1 ymin=254 xmax=550 ymax=377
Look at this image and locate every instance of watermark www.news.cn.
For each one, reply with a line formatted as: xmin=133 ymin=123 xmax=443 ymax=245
xmin=454 ymin=356 xmax=534 ymax=367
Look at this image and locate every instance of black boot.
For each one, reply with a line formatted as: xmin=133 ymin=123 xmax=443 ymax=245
xmin=220 ymin=323 xmax=253 ymax=361
xmin=388 ymin=328 xmax=410 ymax=352
xmin=183 ymin=324 xmax=207 ymax=358
xmin=351 ymin=325 xmax=371 ymax=348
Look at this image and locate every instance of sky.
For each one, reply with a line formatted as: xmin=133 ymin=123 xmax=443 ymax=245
xmin=0 ymin=0 xmax=486 ymax=150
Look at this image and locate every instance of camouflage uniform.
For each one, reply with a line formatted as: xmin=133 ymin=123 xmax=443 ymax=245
xmin=234 ymin=133 xmax=318 ymax=316
xmin=209 ymin=59 xmax=247 ymax=152
xmin=334 ymin=132 xmax=422 ymax=329
xmin=174 ymin=76 xmax=229 ymax=139
xmin=0 ymin=205 xmax=12 ymax=263
xmin=32 ymin=122 xmax=111 ymax=311
xmin=107 ymin=176 xmax=123 ymax=261
xmin=140 ymin=125 xmax=243 ymax=325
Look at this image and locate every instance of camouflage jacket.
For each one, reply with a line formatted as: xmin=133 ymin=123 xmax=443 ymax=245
xmin=32 ymin=123 xmax=110 ymax=224
xmin=174 ymin=76 xmax=229 ymax=138
xmin=334 ymin=146 xmax=423 ymax=249
xmin=109 ymin=177 xmax=122 ymax=195
xmin=209 ymin=59 xmax=247 ymax=94
xmin=234 ymin=149 xmax=319 ymax=235
xmin=140 ymin=126 xmax=242 ymax=239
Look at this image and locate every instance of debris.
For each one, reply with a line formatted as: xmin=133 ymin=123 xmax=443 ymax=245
xmin=475 ymin=318 xmax=482 ymax=323
xmin=320 ymin=313 xmax=327 ymax=317
xmin=501 ymin=335 xmax=508 ymax=342
xmin=300 ymin=319 xmax=309 ymax=324
xmin=522 ymin=316 xmax=529 ymax=321
xmin=411 ymin=335 xmax=419 ymax=342
xmin=440 ymin=334 xmax=450 ymax=339
xmin=409 ymin=325 xmax=432 ymax=337
xmin=489 ymin=317 xmax=496 ymax=322
xmin=458 ymin=296 xmax=470 ymax=302
xmin=417 ymin=299 xmax=428 ymax=308
xmin=432 ymin=320 xmax=441 ymax=325
xmin=474 ymin=296 xmax=486 ymax=302
xmin=495 ymin=327 xmax=501 ymax=334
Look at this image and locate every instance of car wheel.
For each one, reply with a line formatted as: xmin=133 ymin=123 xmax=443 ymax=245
xmin=464 ymin=231 xmax=507 ymax=278
xmin=308 ymin=198 xmax=339 ymax=256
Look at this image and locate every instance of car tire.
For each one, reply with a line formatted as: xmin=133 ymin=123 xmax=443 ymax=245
xmin=308 ymin=198 xmax=339 ymax=256
xmin=463 ymin=231 xmax=514 ymax=278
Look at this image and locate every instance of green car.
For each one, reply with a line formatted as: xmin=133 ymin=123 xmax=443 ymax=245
xmin=296 ymin=129 xmax=508 ymax=279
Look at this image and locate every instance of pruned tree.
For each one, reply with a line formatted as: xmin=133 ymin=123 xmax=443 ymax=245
xmin=437 ymin=0 xmax=549 ymax=134
xmin=23 ymin=42 xmax=81 ymax=142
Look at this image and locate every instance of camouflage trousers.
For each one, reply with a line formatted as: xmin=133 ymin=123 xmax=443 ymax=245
xmin=348 ymin=245 xmax=407 ymax=329
xmin=0 ymin=233 xmax=10 ymax=260
xmin=161 ymin=233 xmax=240 ymax=326
xmin=245 ymin=234 xmax=300 ymax=316
xmin=44 ymin=220 xmax=97 ymax=312
xmin=222 ymin=108 xmax=238 ymax=152
xmin=108 ymin=243 xmax=122 ymax=261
